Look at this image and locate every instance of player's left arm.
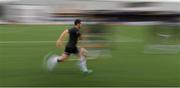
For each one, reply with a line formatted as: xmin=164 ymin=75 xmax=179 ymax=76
xmin=56 ymin=29 xmax=68 ymax=48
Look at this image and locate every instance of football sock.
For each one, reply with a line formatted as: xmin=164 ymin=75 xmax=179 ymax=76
xmin=79 ymin=55 xmax=88 ymax=72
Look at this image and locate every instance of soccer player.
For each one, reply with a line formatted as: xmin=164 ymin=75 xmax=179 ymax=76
xmin=46 ymin=19 xmax=92 ymax=74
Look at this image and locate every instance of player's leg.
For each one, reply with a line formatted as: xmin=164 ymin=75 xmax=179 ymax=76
xmin=46 ymin=53 xmax=69 ymax=71
xmin=77 ymin=48 xmax=92 ymax=73
xmin=57 ymin=53 xmax=69 ymax=62
xmin=56 ymin=45 xmax=72 ymax=63
xmin=46 ymin=44 xmax=70 ymax=71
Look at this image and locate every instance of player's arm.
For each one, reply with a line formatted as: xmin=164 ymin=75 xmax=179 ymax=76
xmin=56 ymin=29 xmax=68 ymax=48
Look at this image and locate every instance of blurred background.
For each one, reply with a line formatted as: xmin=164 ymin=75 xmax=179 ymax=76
xmin=0 ymin=0 xmax=179 ymax=24
xmin=0 ymin=0 xmax=180 ymax=87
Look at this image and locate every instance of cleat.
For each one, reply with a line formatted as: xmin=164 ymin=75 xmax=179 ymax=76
xmin=83 ymin=69 xmax=93 ymax=74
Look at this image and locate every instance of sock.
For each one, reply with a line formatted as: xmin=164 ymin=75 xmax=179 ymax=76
xmin=79 ymin=56 xmax=88 ymax=72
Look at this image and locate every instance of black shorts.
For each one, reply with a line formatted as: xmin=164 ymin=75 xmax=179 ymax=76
xmin=64 ymin=45 xmax=79 ymax=56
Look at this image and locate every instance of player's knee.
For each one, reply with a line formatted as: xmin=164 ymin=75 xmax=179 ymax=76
xmin=80 ymin=48 xmax=86 ymax=53
xmin=80 ymin=48 xmax=88 ymax=57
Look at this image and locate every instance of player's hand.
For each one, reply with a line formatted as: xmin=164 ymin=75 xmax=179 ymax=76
xmin=56 ymin=41 xmax=61 ymax=48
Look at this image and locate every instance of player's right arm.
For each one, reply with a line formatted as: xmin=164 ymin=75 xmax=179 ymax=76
xmin=56 ymin=29 xmax=68 ymax=48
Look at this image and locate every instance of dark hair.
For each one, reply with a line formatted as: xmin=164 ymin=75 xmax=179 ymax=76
xmin=74 ymin=19 xmax=81 ymax=25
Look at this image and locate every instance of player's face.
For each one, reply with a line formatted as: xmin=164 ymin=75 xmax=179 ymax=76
xmin=78 ymin=23 xmax=82 ymax=29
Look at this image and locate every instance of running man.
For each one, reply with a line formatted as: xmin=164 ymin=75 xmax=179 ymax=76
xmin=46 ymin=19 xmax=92 ymax=74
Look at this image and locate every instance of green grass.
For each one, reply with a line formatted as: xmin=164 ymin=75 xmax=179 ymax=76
xmin=0 ymin=24 xmax=180 ymax=87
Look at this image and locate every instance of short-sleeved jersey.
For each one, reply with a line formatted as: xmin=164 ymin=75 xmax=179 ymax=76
xmin=66 ymin=27 xmax=81 ymax=47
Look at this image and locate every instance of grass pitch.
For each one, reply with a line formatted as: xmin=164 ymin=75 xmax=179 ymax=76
xmin=0 ymin=24 xmax=180 ymax=87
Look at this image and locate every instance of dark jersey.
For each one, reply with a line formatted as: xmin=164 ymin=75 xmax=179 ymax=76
xmin=66 ymin=27 xmax=81 ymax=47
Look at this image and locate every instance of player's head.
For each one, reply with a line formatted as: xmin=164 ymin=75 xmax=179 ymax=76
xmin=74 ymin=19 xmax=81 ymax=29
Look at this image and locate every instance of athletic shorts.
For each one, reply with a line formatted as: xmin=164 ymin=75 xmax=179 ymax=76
xmin=64 ymin=45 xmax=79 ymax=55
